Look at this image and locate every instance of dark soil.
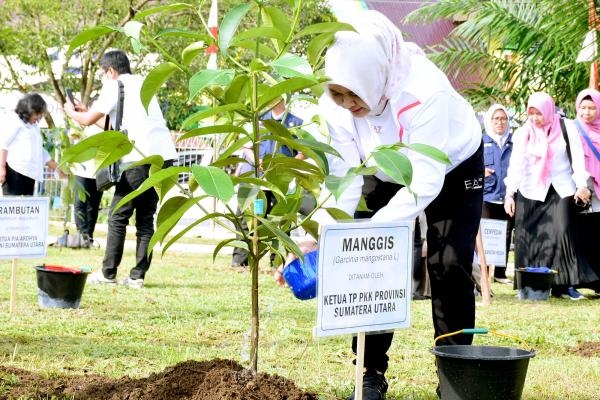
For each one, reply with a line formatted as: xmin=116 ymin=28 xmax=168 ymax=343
xmin=570 ymin=341 xmax=600 ymax=357
xmin=0 ymin=359 xmax=318 ymax=400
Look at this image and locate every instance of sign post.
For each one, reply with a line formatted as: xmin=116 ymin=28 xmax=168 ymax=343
xmin=0 ymin=197 xmax=50 ymax=314
xmin=315 ymin=220 xmax=413 ymax=399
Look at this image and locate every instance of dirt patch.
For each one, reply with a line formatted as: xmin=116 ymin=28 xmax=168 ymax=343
xmin=0 ymin=359 xmax=317 ymax=400
xmin=570 ymin=341 xmax=600 ymax=357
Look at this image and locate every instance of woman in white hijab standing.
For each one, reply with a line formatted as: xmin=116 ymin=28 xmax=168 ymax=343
xmin=482 ymin=104 xmax=514 ymax=284
xmin=317 ymin=10 xmax=483 ymax=400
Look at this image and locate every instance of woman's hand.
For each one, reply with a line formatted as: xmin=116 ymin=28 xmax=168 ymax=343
xmin=504 ymin=194 xmax=515 ymax=217
xmin=273 ymin=240 xmax=318 ymax=286
xmin=574 ymin=187 xmax=592 ymax=205
xmin=0 ymin=165 xmax=6 ymax=185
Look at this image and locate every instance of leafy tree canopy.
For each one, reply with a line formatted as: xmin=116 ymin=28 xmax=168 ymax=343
xmin=407 ymin=0 xmax=596 ymax=119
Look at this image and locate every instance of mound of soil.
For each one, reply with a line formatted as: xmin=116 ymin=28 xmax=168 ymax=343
xmin=0 ymin=359 xmax=318 ymax=400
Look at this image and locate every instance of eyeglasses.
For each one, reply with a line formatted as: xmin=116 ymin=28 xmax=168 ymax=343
xmin=492 ymin=117 xmax=508 ymax=122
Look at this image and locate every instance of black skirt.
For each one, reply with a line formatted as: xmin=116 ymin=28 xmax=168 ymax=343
xmin=513 ymin=186 xmax=599 ymax=287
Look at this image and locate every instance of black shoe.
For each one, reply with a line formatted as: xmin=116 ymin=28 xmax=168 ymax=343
xmin=348 ymin=369 xmax=388 ymax=400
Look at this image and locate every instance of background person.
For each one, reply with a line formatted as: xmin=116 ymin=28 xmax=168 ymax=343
xmin=70 ymin=124 xmax=104 ymax=245
xmin=573 ymin=88 xmax=600 ymax=292
xmin=0 ymin=93 xmax=64 ymax=195
xmin=482 ymin=104 xmax=515 ymax=284
xmin=504 ymin=91 xmax=597 ymax=300
xmin=64 ymin=50 xmax=177 ymax=288
xmin=231 ymin=98 xmax=304 ymax=268
xmin=308 ymin=10 xmax=483 ymax=400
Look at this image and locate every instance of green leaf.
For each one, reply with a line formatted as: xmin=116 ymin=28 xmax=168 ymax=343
xmin=191 ymin=165 xmax=235 ymax=202
xmin=356 ymin=195 xmax=372 ymax=212
xmin=224 ymin=75 xmax=249 ymax=104
xmin=301 ymin=219 xmax=320 ymax=240
xmin=237 ymin=184 xmax=260 ymax=214
xmin=262 ymin=6 xmax=292 ymax=49
xmin=324 ymin=172 xmax=358 ymax=201
xmin=230 ymin=39 xmax=278 ymax=59
xmin=372 ymin=148 xmax=412 ymax=186
xmin=212 ymin=237 xmax=242 ymax=262
xmin=324 ymin=207 xmax=353 ymax=221
xmin=62 ymin=131 xmax=132 ymax=170
xmin=219 ymin=3 xmax=254 ymax=57
xmin=295 ymin=21 xmax=355 ymax=38
xmin=178 ymin=124 xmax=247 ymax=141
xmin=134 ymin=2 xmax=195 ymax=20
xmin=114 ymin=167 xmax=189 ymax=212
xmin=306 ymin=32 xmax=335 ymax=67
xmin=182 ymin=41 xmax=206 ymax=67
xmin=271 ymin=53 xmax=313 ymax=78
xmin=235 ymin=26 xmax=285 ymax=42
xmin=67 ymin=26 xmax=115 ymax=57
xmin=123 ymin=20 xmax=144 ymax=41
xmin=181 ymin=103 xmax=245 ymax=129
xmin=141 ymin=62 xmax=181 ymax=111
xmin=407 ymin=143 xmax=451 ymax=164
xmin=255 ymin=215 xmax=301 ymax=258
xmin=188 ymin=69 xmax=235 ymax=101
xmin=258 ymin=76 xmax=318 ymax=111
xmin=151 ymin=196 xmax=200 ymax=250
xmin=232 ymin=178 xmax=285 ymax=199
xmin=157 ymin=209 xmax=215 ymax=256
xmin=263 ymin=5 xmax=292 ymax=41
xmin=353 ymin=166 xmax=379 ymax=176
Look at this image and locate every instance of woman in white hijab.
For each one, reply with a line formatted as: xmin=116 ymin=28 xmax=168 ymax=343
xmin=482 ymin=104 xmax=514 ymax=284
xmin=318 ymin=10 xmax=483 ymax=400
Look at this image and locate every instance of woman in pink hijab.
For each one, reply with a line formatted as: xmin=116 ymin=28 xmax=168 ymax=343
xmin=573 ymin=89 xmax=600 ymax=292
xmin=504 ymin=92 xmax=596 ymax=300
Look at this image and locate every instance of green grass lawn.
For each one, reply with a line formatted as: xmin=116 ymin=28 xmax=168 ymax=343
xmin=0 ymin=246 xmax=599 ymax=399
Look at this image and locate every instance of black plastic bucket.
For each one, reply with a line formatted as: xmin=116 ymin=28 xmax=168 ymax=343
xmin=432 ymin=344 xmax=535 ymax=400
xmin=34 ymin=265 xmax=90 ymax=309
xmin=515 ymin=268 xmax=556 ymax=301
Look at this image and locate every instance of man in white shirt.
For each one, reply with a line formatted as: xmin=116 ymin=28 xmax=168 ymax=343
xmin=65 ymin=50 xmax=177 ymax=289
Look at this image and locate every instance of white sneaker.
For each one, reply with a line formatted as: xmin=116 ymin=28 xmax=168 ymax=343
xmin=87 ymin=271 xmax=117 ymax=285
xmin=120 ymin=277 xmax=144 ymax=289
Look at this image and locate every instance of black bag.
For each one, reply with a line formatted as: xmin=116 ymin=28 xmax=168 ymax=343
xmin=96 ymin=160 xmax=122 ymax=191
xmin=96 ymin=80 xmax=126 ymax=191
xmin=560 ymin=118 xmax=591 ymax=214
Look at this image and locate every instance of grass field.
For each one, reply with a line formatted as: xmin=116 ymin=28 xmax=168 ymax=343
xmin=0 ymin=243 xmax=599 ymax=399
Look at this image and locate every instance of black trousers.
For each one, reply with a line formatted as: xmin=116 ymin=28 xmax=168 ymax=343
xmin=74 ymin=176 xmax=103 ymax=240
xmin=2 ymin=164 xmax=35 ymax=195
xmin=102 ymin=161 xmax=173 ymax=280
xmin=352 ymin=144 xmax=483 ymax=373
xmin=482 ymin=202 xmax=514 ymax=278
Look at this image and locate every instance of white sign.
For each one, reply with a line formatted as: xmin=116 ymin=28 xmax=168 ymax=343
xmin=478 ymin=218 xmax=508 ymax=266
xmin=0 ymin=197 xmax=49 ymax=259
xmin=316 ymin=220 xmax=413 ymax=337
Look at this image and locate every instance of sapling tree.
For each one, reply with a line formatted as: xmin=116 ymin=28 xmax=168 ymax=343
xmin=62 ymin=0 xmax=448 ymax=374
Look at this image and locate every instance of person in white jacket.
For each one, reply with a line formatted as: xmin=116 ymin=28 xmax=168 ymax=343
xmin=308 ymin=10 xmax=483 ymax=400
xmin=504 ymin=91 xmax=597 ymax=300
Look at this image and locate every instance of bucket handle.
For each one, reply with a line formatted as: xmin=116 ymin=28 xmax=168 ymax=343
xmin=434 ymin=328 xmax=534 ymax=352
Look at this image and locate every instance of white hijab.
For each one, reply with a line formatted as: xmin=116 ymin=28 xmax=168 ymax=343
xmin=324 ymin=10 xmax=425 ymax=116
xmin=483 ymin=104 xmax=510 ymax=146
